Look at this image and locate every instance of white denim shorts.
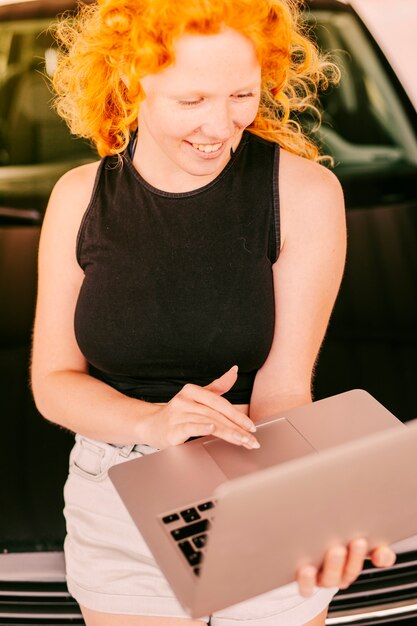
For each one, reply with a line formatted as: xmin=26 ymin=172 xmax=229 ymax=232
xmin=63 ymin=435 xmax=338 ymax=625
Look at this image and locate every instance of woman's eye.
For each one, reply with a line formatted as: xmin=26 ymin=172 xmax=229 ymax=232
xmin=178 ymin=99 xmax=202 ymax=107
xmin=235 ymin=93 xmax=254 ymax=99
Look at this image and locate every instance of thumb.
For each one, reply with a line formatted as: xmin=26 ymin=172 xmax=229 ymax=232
xmin=205 ymin=365 xmax=238 ymax=395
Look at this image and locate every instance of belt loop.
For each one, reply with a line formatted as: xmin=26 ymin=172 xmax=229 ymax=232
xmin=119 ymin=444 xmax=135 ymax=458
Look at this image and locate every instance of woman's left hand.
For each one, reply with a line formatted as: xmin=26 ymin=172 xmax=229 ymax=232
xmin=296 ymin=539 xmax=397 ymax=597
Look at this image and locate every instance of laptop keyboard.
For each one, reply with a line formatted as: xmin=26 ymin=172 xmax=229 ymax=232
xmin=160 ymin=500 xmax=216 ymax=576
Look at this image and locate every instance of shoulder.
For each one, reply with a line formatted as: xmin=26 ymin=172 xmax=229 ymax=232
xmin=279 ymin=148 xmax=343 ymax=207
xmin=43 ymin=160 xmax=101 ymax=234
xmin=49 ymin=160 xmax=101 ymax=213
xmin=278 ymin=149 xmax=345 ymax=248
xmin=39 ymin=160 xmax=102 ymax=270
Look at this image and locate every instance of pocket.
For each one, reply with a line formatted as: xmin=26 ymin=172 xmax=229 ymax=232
xmin=69 ymin=436 xmax=118 ymax=482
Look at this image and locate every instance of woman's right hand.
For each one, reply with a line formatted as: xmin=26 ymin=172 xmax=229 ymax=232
xmin=140 ymin=366 xmax=260 ymax=450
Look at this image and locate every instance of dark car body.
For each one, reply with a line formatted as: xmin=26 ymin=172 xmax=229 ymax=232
xmin=0 ymin=0 xmax=416 ymax=623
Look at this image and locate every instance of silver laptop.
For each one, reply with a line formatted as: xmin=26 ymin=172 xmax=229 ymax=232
xmin=108 ymin=389 xmax=417 ymax=618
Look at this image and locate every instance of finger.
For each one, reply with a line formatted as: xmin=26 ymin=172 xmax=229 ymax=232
xmin=296 ymin=565 xmax=317 ymax=597
xmin=204 ymin=365 xmax=239 ymax=395
xmin=168 ymin=401 xmax=258 ymax=448
xmin=168 ymin=421 xmax=215 ymax=446
xmin=182 ymin=383 xmax=257 ymax=433
xmin=340 ymin=538 xmax=368 ymax=589
xmin=166 ymin=395 xmax=259 ymax=448
xmin=317 ymin=545 xmax=347 ymax=587
xmin=180 ymin=410 xmax=260 ymax=449
xmin=370 ymin=545 xmax=396 ymax=568
xmin=213 ymin=423 xmax=260 ymax=449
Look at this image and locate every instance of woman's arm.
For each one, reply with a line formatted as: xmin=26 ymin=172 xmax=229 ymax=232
xmin=249 ymin=150 xmax=395 ymax=593
xmin=250 ymin=150 xmax=346 ymax=421
xmin=31 ymin=165 xmax=257 ymax=448
xmin=31 ymin=162 xmax=154 ymax=443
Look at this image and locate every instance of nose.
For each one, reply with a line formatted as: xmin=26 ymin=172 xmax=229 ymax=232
xmin=200 ymin=100 xmax=235 ymax=141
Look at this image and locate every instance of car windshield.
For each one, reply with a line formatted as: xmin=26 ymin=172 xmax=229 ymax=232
xmin=0 ymin=16 xmax=97 ymax=215
xmin=308 ymin=8 xmax=417 ymax=174
xmin=0 ymin=5 xmax=416 ymax=215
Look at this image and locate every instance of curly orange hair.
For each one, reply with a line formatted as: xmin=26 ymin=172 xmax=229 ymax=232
xmin=52 ymin=0 xmax=338 ymax=160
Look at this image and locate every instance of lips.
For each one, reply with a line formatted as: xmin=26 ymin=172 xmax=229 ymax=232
xmin=191 ymin=142 xmax=223 ymax=153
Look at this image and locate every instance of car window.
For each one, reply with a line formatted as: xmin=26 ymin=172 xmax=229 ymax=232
xmin=306 ymin=8 xmax=417 ymax=206
xmin=0 ymin=17 xmax=97 ymax=220
xmin=1 ymin=5 xmax=416 ymax=219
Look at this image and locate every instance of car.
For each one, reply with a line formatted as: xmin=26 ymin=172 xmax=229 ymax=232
xmin=0 ymin=0 xmax=416 ymax=624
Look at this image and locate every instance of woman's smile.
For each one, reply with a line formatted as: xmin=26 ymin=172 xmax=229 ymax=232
xmin=185 ymin=139 xmax=226 ymax=158
xmin=190 ymin=141 xmax=223 ymax=153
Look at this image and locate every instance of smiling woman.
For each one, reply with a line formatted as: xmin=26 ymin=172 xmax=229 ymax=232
xmin=29 ymin=0 xmax=397 ymax=625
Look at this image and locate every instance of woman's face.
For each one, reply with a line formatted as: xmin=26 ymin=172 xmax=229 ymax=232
xmin=135 ymin=28 xmax=261 ymax=190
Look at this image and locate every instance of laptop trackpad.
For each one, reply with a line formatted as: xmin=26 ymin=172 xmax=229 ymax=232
xmin=203 ymin=418 xmax=316 ymax=480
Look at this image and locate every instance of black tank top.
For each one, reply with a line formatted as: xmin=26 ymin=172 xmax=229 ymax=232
xmin=74 ymin=131 xmax=280 ymax=404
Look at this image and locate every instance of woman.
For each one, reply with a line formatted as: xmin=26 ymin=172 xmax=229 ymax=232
xmin=31 ymin=0 xmax=396 ymax=624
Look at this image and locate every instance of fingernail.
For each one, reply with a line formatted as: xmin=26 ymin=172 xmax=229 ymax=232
xmin=234 ymin=433 xmax=250 ymax=444
xmin=330 ymin=547 xmax=347 ymax=562
xmin=233 ymin=433 xmax=260 ymax=448
xmin=353 ymin=539 xmax=368 ymax=553
xmin=380 ymin=551 xmax=394 ymax=566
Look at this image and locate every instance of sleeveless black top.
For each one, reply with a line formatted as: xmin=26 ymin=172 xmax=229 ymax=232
xmin=74 ymin=131 xmax=280 ymax=404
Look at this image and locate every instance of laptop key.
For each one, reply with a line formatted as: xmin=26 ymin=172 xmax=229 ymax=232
xmin=178 ymin=540 xmax=203 ymax=566
xmin=193 ymin=534 xmax=207 ymax=549
xmin=162 ymin=513 xmax=180 ymax=524
xmin=171 ymin=519 xmax=210 ymax=541
xmin=180 ymin=507 xmax=201 ymax=523
xmin=197 ymin=501 xmax=215 ymax=512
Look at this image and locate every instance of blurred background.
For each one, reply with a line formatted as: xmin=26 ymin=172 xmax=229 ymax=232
xmin=352 ymin=0 xmax=417 ymax=106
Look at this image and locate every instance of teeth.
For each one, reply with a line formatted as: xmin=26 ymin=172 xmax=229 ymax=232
xmin=191 ymin=142 xmax=223 ymax=153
